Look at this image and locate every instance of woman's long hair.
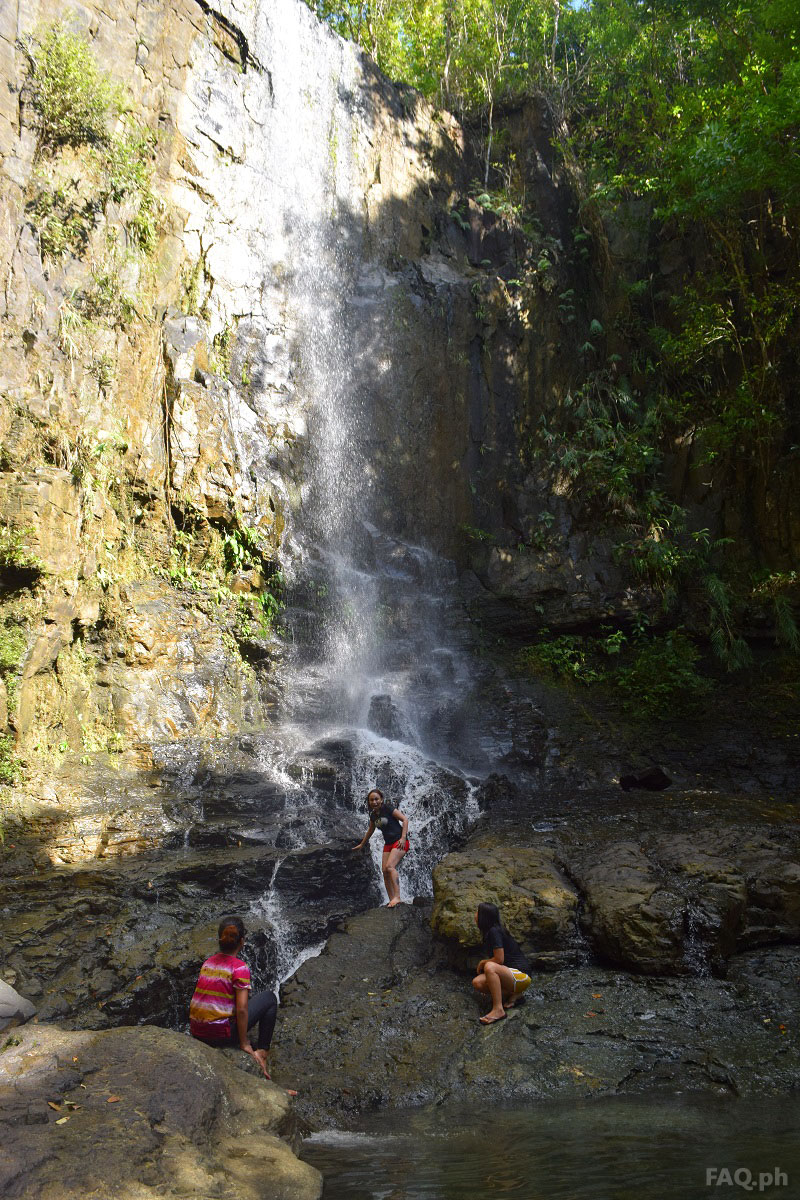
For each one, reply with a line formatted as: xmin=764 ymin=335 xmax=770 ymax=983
xmin=218 ymin=915 xmax=245 ymax=952
xmin=476 ymin=902 xmax=501 ymax=936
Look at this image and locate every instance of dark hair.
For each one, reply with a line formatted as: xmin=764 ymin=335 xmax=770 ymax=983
xmin=476 ymin=902 xmax=501 ymax=936
xmin=366 ymin=788 xmax=384 ymax=808
xmin=218 ymin=915 xmax=245 ymax=952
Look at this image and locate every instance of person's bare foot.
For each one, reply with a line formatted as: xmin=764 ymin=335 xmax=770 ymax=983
xmin=387 ymin=898 xmax=405 ymax=907
xmin=253 ymin=1049 xmax=271 ymax=1078
xmin=479 ymin=1011 xmax=507 ymax=1025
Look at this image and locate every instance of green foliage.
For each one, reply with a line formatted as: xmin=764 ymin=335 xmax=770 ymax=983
xmin=0 ymin=525 xmax=43 ymax=580
xmin=538 ymin=369 xmax=671 ymax=531
xmin=0 ymin=622 xmax=27 ymax=681
xmin=55 ymin=286 xmax=129 ymax=385
xmin=235 ymin=589 xmax=282 ymax=640
xmin=23 ymin=21 xmax=159 ymax=263
xmin=24 ymin=21 xmax=123 ymax=153
xmin=27 ymin=178 xmax=93 ymax=260
xmin=79 ymin=267 xmax=138 ymax=327
xmin=752 ymin=571 xmax=800 ymax=652
xmin=103 ymin=121 xmax=159 ymax=252
xmin=0 ymin=617 xmax=26 ymax=787
xmin=613 ymin=631 xmax=712 ymax=717
xmin=0 ymin=735 xmax=18 ymax=785
xmin=519 ymin=626 xmax=712 ymax=718
xmin=211 ymin=325 xmax=235 ymax=377
xmin=222 ymin=524 xmax=264 ymax=573
xmin=459 ymin=522 xmax=495 ymax=544
xmin=518 ymin=633 xmax=605 ymax=685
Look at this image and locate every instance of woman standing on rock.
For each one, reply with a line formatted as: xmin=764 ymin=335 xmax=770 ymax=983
xmin=473 ymin=902 xmax=531 ymax=1025
xmin=189 ymin=916 xmax=276 ymax=1077
xmin=352 ymin=788 xmax=410 ymax=907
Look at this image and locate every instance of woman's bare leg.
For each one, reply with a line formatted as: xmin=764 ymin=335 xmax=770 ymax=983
xmin=478 ymin=961 xmax=517 ymax=1023
xmin=382 ymin=846 xmax=407 ymax=907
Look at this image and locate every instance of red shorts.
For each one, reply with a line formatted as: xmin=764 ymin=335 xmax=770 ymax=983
xmin=382 ymin=839 xmax=410 ymax=854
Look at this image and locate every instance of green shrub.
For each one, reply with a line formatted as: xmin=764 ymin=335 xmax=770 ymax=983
xmin=518 ymin=626 xmax=711 ymax=719
xmin=518 ymin=634 xmax=604 ymax=685
xmin=24 ymin=21 xmax=159 ymax=262
xmin=614 ymin=631 xmax=712 ymax=717
xmin=0 ymin=525 xmax=42 ymax=579
xmin=102 ymin=121 xmax=159 ymax=252
xmin=0 ymin=735 xmax=18 ymax=786
xmin=27 ymin=178 xmax=93 ymax=260
xmin=24 ymin=22 xmax=123 ymax=154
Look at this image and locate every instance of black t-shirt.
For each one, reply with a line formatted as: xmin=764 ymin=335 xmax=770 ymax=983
xmin=373 ymin=802 xmax=402 ymax=844
xmin=483 ymin=923 xmax=530 ymax=974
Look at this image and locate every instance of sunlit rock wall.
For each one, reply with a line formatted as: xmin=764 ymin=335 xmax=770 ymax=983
xmin=0 ymin=0 xmax=482 ymax=771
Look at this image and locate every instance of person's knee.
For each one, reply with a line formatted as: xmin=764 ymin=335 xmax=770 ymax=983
xmin=485 ymin=960 xmax=499 ymax=975
xmin=472 ymin=976 xmax=484 ymax=992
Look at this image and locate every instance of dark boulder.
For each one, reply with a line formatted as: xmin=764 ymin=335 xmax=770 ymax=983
xmin=619 ymin=767 xmax=672 ymax=791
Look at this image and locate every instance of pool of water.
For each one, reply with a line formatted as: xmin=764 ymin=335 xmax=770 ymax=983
xmin=301 ymin=1096 xmax=800 ymax=1199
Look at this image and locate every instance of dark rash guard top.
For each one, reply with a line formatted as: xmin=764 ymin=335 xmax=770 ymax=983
xmin=483 ymin=923 xmax=530 ymax=974
xmin=373 ymin=802 xmax=402 ymax=844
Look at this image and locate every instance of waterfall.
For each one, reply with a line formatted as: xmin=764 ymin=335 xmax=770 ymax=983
xmin=265 ymin=117 xmax=483 ymax=911
xmin=174 ymin=0 xmax=495 ymax=984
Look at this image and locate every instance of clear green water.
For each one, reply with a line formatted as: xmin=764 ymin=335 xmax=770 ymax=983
xmin=301 ymin=1097 xmax=800 ymax=1199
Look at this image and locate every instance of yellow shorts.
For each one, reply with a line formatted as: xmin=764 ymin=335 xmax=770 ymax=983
xmin=510 ymin=969 xmax=531 ymax=995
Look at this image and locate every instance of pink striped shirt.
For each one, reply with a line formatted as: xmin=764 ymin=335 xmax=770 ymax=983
xmin=189 ymin=953 xmax=250 ymax=1039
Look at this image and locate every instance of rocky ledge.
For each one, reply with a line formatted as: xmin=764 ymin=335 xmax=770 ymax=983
xmin=0 ymin=1024 xmax=320 ymax=1200
xmin=274 ymin=903 xmax=800 ymax=1130
xmin=273 ymin=781 xmax=800 ymax=1128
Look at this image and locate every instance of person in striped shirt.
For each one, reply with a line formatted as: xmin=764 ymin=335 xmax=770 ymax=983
xmin=189 ymin=916 xmax=277 ymax=1078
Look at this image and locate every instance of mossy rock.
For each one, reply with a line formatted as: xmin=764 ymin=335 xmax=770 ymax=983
xmin=431 ymin=845 xmax=579 ymax=958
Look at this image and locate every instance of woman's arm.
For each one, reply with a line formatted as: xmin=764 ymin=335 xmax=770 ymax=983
xmin=235 ymin=989 xmax=269 ymax=1077
xmin=352 ymin=820 xmax=376 ymax=850
xmin=392 ymin=808 xmax=409 ymax=841
xmin=235 ymin=987 xmax=252 ymax=1051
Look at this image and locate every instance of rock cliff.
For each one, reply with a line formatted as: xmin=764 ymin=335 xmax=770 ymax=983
xmin=0 ymin=0 xmax=640 ymax=819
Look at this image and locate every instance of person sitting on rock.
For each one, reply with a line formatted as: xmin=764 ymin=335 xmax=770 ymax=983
xmin=352 ymin=788 xmax=410 ymax=907
xmin=473 ymin=901 xmax=531 ymax=1025
xmin=189 ymin=915 xmax=276 ymax=1077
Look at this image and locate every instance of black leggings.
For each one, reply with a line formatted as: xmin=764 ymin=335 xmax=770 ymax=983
xmin=196 ymin=989 xmax=278 ymax=1051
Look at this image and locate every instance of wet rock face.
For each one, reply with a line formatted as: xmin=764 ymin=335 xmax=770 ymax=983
xmin=0 ymin=828 xmax=376 ymax=1033
xmin=575 ymin=842 xmax=686 ymax=974
xmin=0 ymin=1024 xmax=320 ymax=1200
xmin=0 ymin=734 xmax=379 ymax=1032
xmin=431 ymin=844 xmax=581 ymax=969
xmin=274 ymin=904 xmax=800 ymax=1128
xmin=431 ymin=794 xmax=800 ymax=979
xmin=367 ymin=693 xmax=411 ymax=741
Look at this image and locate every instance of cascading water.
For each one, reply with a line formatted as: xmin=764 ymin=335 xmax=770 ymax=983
xmin=176 ymin=2 xmax=504 ymax=987
xmin=257 ymin=173 xmax=486 ymax=930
